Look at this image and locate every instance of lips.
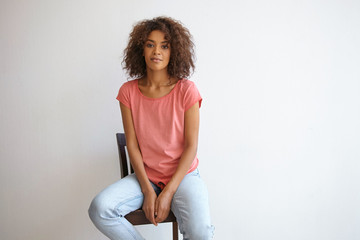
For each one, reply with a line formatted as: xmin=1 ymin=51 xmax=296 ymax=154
xmin=151 ymin=57 xmax=162 ymax=62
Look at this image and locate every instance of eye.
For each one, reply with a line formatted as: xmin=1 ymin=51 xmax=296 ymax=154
xmin=146 ymin=43 xmax=154 ymax=48
xmin=161 ymin=44 xmax=169 ymax=49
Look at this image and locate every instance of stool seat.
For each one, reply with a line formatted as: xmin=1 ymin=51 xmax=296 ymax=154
xmin=125 ymin=209 xmax=177 ymax=224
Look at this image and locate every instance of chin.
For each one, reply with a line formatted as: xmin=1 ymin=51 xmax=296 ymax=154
xmin=148 ymin=66 xmax=168 ymax=72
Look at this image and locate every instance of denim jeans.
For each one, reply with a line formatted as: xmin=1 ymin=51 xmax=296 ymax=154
xmin=88 ymin=169 xmax=214 ymax=240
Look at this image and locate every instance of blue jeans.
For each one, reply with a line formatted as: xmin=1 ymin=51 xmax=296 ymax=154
xmin=88 ymin=169 xmax=214 ymax=240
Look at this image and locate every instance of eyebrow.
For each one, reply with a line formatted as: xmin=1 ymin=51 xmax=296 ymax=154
xmin=146 ymin=39 xmax=169 ymax=44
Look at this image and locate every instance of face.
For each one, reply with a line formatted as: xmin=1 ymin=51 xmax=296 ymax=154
xmin=143 ymin=30 xmax=171 ymax=73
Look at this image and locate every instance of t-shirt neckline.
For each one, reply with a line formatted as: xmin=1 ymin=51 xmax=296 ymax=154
xmin=135 ymin=79 xmax=181 ymax=100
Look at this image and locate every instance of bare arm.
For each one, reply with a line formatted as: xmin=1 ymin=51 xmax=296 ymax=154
xmin=155 ymin=101 xmax=200 ymax=223
xmin=119 ymin=102 xmax=158 ymax=225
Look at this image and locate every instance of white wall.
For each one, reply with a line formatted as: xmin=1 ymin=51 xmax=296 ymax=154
xmin=1 ymin=0 xmax=359 ymax=239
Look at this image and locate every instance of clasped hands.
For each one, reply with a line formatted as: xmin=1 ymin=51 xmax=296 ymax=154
xmin=142 ymin=189 xmax=173 ymax=226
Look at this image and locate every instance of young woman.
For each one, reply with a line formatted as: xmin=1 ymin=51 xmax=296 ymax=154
xmin=89 ymin=16 xmax=214 ymax=240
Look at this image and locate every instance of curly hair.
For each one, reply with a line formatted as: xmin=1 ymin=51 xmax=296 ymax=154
xmin=123 ymin=16 xmax=195 ymax=79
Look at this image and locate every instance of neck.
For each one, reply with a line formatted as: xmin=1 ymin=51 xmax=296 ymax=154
xmin=144 ymin=69 xmax=171 ymax=87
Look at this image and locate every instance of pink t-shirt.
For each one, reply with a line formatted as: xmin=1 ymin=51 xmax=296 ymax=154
xmin=116 ymin=79 xmax=202 ymax=188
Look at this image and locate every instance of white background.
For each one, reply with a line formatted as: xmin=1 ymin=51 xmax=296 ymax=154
xmin=1 ymin=0 xmax=359 ymax=239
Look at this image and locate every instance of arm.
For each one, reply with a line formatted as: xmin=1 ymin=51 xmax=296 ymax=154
xmin=155 ymin=101 xmax=200 ymax=223
xmin=119 ymin=102 xmax=158 ymax=225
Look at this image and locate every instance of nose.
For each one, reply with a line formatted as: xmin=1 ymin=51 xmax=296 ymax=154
xmin=153 ymin=45 xmax=161 ymax=55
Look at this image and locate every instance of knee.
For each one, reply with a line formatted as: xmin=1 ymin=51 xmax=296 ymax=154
xmin=184 ymin=223 xmax=214 ymax=240
xmin=88 ymin=194 xmax=102 ymax=223
xmin=88 ymin=193 xmax=115 ymax=223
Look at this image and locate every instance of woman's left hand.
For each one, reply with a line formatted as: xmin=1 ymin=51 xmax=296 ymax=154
xmin=154 ymin=189 xmax=174 ymax=223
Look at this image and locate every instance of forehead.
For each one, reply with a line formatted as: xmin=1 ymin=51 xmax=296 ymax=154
xmin=147 ymin=30 xmax=167 ymax=42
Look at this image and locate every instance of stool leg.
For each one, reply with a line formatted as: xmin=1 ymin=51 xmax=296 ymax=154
xmin=172 ymin=222 xmax=178 ymax=240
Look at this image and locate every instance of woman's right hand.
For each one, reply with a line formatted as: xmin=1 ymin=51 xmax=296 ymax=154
xmin=142 ymin=189 xmax=158 ymax=226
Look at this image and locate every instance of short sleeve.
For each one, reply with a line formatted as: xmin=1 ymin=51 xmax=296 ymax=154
xmin=116 ymin=82 xmax=131 ymax=109
xmin=184 ymin=82 xmax=202 ymax=111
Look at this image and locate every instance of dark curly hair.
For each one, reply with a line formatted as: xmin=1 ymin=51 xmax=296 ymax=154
xmin=123 ymin=16 xmax=195 ymax=79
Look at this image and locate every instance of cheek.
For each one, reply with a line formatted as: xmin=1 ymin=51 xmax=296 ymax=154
xmin=143 ymin=48 xmax=149 ymax=56
xmin=165 ymin=51 xmax=171 ymax=61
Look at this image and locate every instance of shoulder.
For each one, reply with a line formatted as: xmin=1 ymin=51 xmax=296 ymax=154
xmin=120 ymin=79 xmax=137 ymax=90
xmin=117 ymin=79 xmax=139 ymax=106
xmin=119 ymin=79 xmax=138 ymax=94
xmin=178 ymin=78 xmax=195 ymax=87
xmin=176 ymin=79 xmax=202 ymax=109
xmin=177 ymin=78 xmax=198 ymax=92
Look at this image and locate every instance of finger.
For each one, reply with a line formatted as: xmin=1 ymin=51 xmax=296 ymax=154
xmin=155 ymin=206 xmax=165 ymax=223
xmin=154 ymin=206 xmax=161 ymax=223
xmin=151 ymin=205 xmax=158 ymax=226
xmin=148 ymin=207 xmax=157 ymax=226
xmin=155 ymin=215 xmax=163 ymax=223
xmin=155 ymin=213 xmax=166 ymax=223
xmin=148 ymin=210 xmax=157 ymax=226
xmin=154 ymin=199 xmax=159 ymax=218
xmin=143 ymin=206 xmax=157 ymax=226
xmin=155 ymin=199 xmax=162 ymax=222
xmin=155 ymin=198 xmax=159 ymax=212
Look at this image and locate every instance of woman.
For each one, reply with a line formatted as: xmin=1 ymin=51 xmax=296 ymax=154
xmin=89 ymin=16 xmax=214 ymax=240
